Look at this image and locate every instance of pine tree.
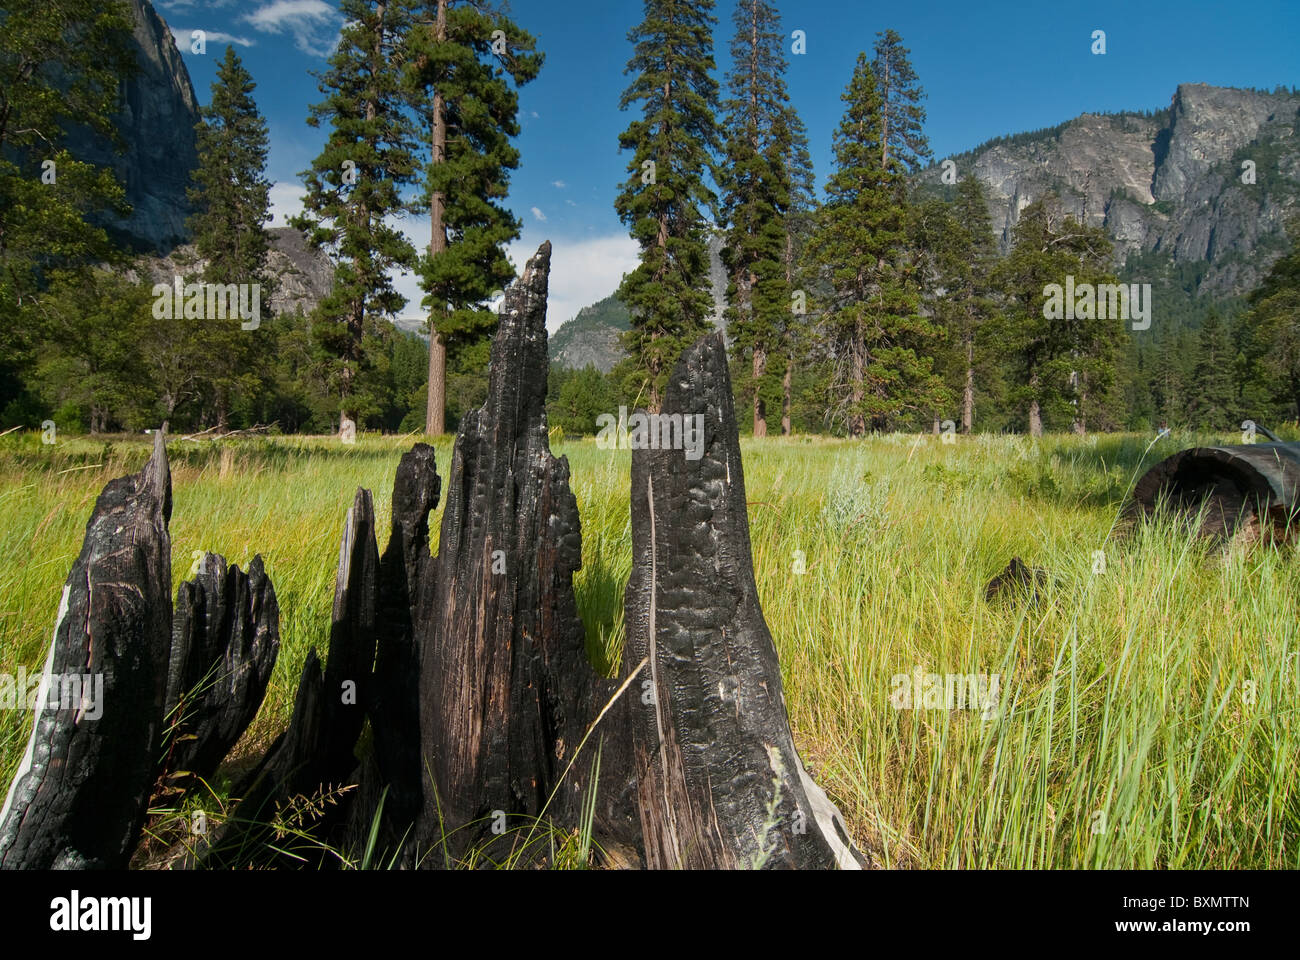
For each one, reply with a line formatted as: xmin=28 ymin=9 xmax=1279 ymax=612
xmin=614 ymin=0 xmax=722 ymax=411
xmin=718 ymin=0 xmax=801 ymax=437
xmin=1149 ymin=329 xmax=1190 ymax=430
xmin=995 ymin=195 xmax=1114 ymax=436
xmin=292 ymin=0 xmax=420 ymax=435
xmin=915 ymin=175 xmax=998 ymax=433
xmin=1236 ymin=222 xmax=1300 ymax=418
xmin=1188 ymin=309 xmax=1236 ymax=429
xmin=777 ymin=105 xmax=816 ymax=434
xmin=0 ymin=0 xmax=135 ymax=421
xmin=804 ymin=52 xmax=945 ymax=435
xmin=406 ymin=0 xmax=542 ymax=435
xmin=186 ymin=46 xmax=273 ymax=429
xmin=871 ymin=29 xmax=931 ymax=175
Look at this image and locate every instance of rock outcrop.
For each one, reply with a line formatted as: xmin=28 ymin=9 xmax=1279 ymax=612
xmin=136 ymin=227 xmax=335 ymax=318
xmin=918 ymin=83 xmax=1300 ymax=297
xmin=65 ymin=0 xmax=200 ymax=253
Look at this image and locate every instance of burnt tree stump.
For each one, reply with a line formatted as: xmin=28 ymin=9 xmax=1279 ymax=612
xmin=161 ymin=553 xmax=280 ymax=790
xmin=364 ymin=444 xmax=440 ymax=851
xmin=203 ymin=489 xmax=379 ymax=867
xmin=416 ymin=242 xmax=616 ymax=860
xmin=0 ymin=432 xmax=173 ymax=869
xmin=622 ymin=332 xmax=868 ymax=870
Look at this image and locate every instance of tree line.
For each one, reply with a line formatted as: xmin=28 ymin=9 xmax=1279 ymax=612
xmin=1 ymin=0 xmax=533 ymax=437
xmin=2 ymin=0 xmax=1297 ymax=438
xmin=601 ymin=0 xmax=1300 ymax=439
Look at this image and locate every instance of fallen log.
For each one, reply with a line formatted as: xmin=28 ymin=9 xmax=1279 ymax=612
xmin=1126 ymin=441 xmax=1300 ymax=542
xmin=0 ymin=432 xmax=173 ymax=869
xmin=622 ymin=331 xmax=869 ymax=870
xmin=160 ymin=553 xmax=280 ymax=791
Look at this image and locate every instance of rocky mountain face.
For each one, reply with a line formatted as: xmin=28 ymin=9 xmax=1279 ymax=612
xmin=920 ymin=83 xmax=1300 ymax=296
xmin=66 ymin=0 xmax=200 ymax=253
xmin=550 ymin=294 xmax=629 ymax=372
xmin=137 ymin=227 xmax=334 ymax=317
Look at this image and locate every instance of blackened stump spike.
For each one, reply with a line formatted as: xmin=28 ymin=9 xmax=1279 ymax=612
xmin=202 ymin=490 xmax=380 ymax=868
xmin=161 ymin=552 xmax=280 ymax=790
xmin=0 ymin=432 xmax=173 ymax=869
xmin=622 ymin=331 xmax=869 ymax=870
xmin=366 ymin=443 xmax=441 ymax=851
xmin=415 ymin=241 xmax=629 ymax=861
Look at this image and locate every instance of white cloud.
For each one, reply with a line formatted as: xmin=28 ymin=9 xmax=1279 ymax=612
xmin=242 ymin=0 xmax=340 ymax=57
xmin=170 ymin=26 xmax=255 ymax=48
xmin=267 ymin=181 xmax=306 ymax=228
xmin=389 ymin=224 xmax=637 ymax=335
xmin=530 ymin=206 xmax=547 ymax=222
xmin=506 ymin=232 xmax=639 ymax=334
xmin=551 ymin=180 xmax=566 ymax=189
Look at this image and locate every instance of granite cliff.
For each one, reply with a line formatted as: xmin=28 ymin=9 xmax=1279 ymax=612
xmin=65 ymin=0 xmax=200 ymax=253
xmin=919 ymin=83 xmax=1300 ymax=296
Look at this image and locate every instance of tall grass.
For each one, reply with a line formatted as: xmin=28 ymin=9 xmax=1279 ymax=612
xmin=0 ymin=427 xmax=1295 ymax=868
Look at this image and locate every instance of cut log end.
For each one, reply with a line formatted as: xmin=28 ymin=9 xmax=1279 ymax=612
xmin=1127 ymin=443 xmax=1300 ymax=544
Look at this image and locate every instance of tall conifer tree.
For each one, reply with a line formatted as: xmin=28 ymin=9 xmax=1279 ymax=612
xmin=918 ymin=175 xmax=998 ymax=433
xmin=1189 ymin=308 xmax=1236 ymax=428
xmin=995 ymin=195 xmax=1113 ymax=436
xmin=804 ymin=53 xmax=944 ymax=434
xmin=871 ymin=29 xmax=931 ymax=175
xmin=718 ymin=0 xmax=805 ymax=437
xmin=293 ymin=0 xmax=419 ymax=434
xmin=406 ymin=0 xmax=541 ymax=435
xmin=187 ymin=46 xmax=273 ymax=429
xmin=615 ymin=0 xmax=721 ymax=411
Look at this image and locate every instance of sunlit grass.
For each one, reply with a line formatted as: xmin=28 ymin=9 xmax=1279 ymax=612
xmin=0 ymin=427 xmax=1295 ymax=868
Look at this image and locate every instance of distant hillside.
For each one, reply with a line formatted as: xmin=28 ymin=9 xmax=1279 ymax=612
xmin=549 ymin=294 xmax=630 ymax=372
xmin=916 ymin=83 xmax=1300 ymax=299
xmin=550 ymin=233 xmax=726 ymax=372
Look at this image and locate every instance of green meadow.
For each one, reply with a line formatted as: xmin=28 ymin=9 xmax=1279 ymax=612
xmin=0 ymin=429 xmax=1296 ymax=868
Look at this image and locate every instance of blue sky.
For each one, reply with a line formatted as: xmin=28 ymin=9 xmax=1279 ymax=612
xmin=158 ymin=0 xmax=1300 ymax=329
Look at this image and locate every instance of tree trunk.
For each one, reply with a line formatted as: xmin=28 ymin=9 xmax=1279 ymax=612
xmin=623 ymin=331 xmax=869 ymax=869
xmin=0 ymin=433 xmax=172 ymax=868
xmin=416 ymin=243 xmax=631 ymax=861
xmin=425 ymin=0 xmax=448 ymax=437
xmin=962 ymin=334 xmax=974 ymax=433
xmin=161 ymin=553 xmax=279 ymax=791
xmin=781 ymin=359 xmax=792 ymax=436
xmin=753 ymin=345 xmax=766 ymax=437
xmin=850 ymin=316 xmax=865 ymax=437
